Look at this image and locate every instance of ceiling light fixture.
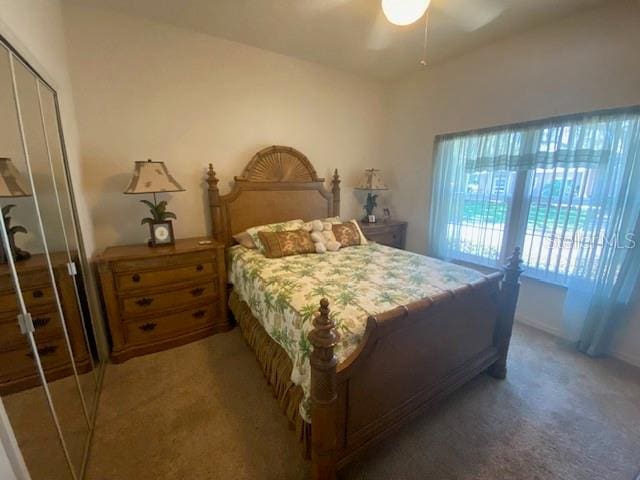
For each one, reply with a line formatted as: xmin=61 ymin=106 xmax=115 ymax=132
xmin=381 ymin=0 xmax=431 ymax=26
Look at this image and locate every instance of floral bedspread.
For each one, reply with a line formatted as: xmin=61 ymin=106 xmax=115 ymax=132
xmin=228 ymin=243 xmax=485 ymax=422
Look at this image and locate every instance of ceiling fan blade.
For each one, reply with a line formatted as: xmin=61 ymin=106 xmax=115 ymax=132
xmin=367 ymin=10 xmax=394 ymax=51
xmin=434 ymin=0 xmax=505 ymax=31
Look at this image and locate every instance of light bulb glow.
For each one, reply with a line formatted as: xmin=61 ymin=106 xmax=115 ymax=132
xmin=381 ymin=0 xmax=431 ymax=26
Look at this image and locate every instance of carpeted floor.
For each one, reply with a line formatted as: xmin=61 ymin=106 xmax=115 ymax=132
xmin=85 ymin=323 xmax=640 ymax=480
xmin=2 ymin=369 xmax=100 ymax=480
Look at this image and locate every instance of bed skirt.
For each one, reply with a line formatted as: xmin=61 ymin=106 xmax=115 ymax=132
xmin=229 ymin=289 xmax=311 ymax=458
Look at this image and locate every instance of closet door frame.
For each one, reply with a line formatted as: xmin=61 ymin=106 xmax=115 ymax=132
xmin=5 ymin=45 xmax=86 ymax=480
xmin=0 ymin=396 xmax=30 ymax=480
xmin=0 ymin=31 xmax=106 ymax=479
xmin=0 ymin=33 xmax=109 ymax=363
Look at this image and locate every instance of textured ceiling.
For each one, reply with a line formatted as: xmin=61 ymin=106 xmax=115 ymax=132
xmin=74 ymin=0 xmax=609 ymax=80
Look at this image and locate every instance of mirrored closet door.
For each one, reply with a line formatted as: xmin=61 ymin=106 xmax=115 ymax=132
xmin=0 ymin=37 xmax=105 ymax=480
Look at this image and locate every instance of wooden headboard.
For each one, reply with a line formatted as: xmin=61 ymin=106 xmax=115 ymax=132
xmin=207 ymin=145 xmax=340 ymax=247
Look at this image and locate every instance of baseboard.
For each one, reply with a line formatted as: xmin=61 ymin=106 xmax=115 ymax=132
xmin=612 ymin=350 xmax=640 ymax=369
xmin=515 ymin=315 xmax=564 ymax=338
xmin=515 ymin=316 xmax=640 ymax=369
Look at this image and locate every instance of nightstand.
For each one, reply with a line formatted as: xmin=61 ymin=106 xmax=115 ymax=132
xmin=96 ymin=237 xmax=230 ymax=363
xmin=358 ymin=220 xmax=407 ymax=249
xmin=0 ymin=253 xmax=91 ymax=394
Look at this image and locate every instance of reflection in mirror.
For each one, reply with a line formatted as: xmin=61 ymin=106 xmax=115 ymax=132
xmin=38 ymin=74 xmax=99 ymax=427
xmin=0 ymin=46 xmax=74 ymax=480
xmin=12 ymin=52 xmax=92 ymax=478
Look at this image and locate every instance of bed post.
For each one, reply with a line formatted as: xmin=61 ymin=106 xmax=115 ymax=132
xmin=207 ymin=164 xmax=224 ymax=245
xmin=309 ymin=298 xmax=340 ymax=480
xmin=331 ymin=169 xmax=341 ymax=217
xmin=489 ymin=246 xmax=524 ymax=379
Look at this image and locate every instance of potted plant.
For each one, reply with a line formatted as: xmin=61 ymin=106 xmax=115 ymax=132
xmin=140 ymin=200 xmax=177 ymax=246
xmin=0 ymin=204 xmax=30 ymax=263
xmin=363 ymin=192 xmax=378 ymax=222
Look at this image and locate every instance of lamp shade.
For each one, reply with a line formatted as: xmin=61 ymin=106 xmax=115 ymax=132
xmin=124 ymin=159 xmax=185 ymax=194
xmin=355 ymin=169 xmax=388 ymax=191
xmin=0 ymin=157 xmax=32 ymax=198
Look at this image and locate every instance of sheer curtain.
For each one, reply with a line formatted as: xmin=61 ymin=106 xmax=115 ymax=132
xmin=429 ymin=108 xmax=640 ymax=356
xmin=563 ymin=113 xmax=640 ymax=355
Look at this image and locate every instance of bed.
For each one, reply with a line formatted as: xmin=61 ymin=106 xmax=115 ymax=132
xmin=206 ymin=145 xmax=523 ymax=480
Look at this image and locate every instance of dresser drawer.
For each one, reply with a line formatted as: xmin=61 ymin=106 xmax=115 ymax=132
xmin=123 ymin=303 xmax=217 ymax=345
xmin=121 ymin=282 xmax=218 ymax=317
xmin=0 ymin=337 xmax=70 ymax=380
xmin=0 ymin=285 xmax=56 ymax=314
xmin=369 ymin=230 xmax=402 ymax=248
xmin=115 ymin=261 xmax=216 ymax=291
xmin=112 ymin=251 xmax=216 ymax=272
xmin=0 ymin=309 xmax=64 ymax=349
xmin=0 ymin=270 xmax=52 ymax=294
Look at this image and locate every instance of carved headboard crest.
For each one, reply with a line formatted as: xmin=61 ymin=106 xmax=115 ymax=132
xmin=207 ymin=145 xmax=340 ymax=247
xmin=237 ymin=145 xmax=321 ymax=182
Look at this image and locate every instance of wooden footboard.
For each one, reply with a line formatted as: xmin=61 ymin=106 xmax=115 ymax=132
xmin=309 ymin=248 xmax=524 ymax=480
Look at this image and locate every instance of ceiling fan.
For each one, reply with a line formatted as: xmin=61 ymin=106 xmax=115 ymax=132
xmin=302 ymin=0 xmax=505 ymax=63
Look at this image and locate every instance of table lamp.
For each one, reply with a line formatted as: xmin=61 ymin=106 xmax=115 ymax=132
xmin=355 ymin=169 xmax=388 ymax=223
xmin=124 ymin=159 xmax=185 ymax=246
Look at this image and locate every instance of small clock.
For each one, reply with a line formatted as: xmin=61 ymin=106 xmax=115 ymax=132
xmin=149 ymin=221 xmax=175 ymax=247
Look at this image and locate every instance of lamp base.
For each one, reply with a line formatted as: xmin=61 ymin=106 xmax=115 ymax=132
xmin=0 ymin=235 xmax=30 ymax=264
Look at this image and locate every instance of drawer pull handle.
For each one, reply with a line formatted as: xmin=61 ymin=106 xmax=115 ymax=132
xmin=190 ymin=287 xmax=205 ymax=297
xmin=139 ymin=322 xmax=157 ymax=332
xmin=196 ymin=264 xmax=204 ymax=272
xmin=132 ymin=274 xmax=141 ymax=283
xmin=32 ymin=289 xmax=44 ymax=299
xmin=192 ymin=309 xmax=207 ymax=319
xmin=32 ymin=317 xmax=51 ymax=329
xmin=135 ymin=297 xmax=154 ymax=307
xmin=27 ymin=345 xmax=57 ymax=358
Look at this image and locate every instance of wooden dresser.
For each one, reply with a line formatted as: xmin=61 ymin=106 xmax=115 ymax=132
xmin=0 ymin=254 xmax=91 ymax=395
xmin=97 ymin=237 xmax=229 ymax=363
xmin=358 ymin=220 xmax=407 ymax=249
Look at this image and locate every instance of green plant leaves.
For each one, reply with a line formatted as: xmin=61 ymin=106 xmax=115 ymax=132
xmin=9 ymin=225 xmax=27 ymax=235
xmin=2 ymin=204 xmax=15 ymax=217
xmin=139 ymin=199 xmax=155 ymax=209
xmin=364 ymin=193 xmax=378 ymax=215
xmin=2 ymin=204 xmax=27 ymax=238
xmin=138 ymin=199 xmax=178 ymax=222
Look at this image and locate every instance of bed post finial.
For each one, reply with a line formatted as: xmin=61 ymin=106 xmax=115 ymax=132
xmin=489 ymin=246 xmax=524 ymax=379
xmin=309 ymin=298 xmax=340 ymax=480
xmin=207 ymin=164 xmax=224 ymax=244
xmin=331 ymin=169 xmax=341 ymax=217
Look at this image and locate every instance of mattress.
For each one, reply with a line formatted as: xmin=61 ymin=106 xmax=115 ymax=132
xmin=228 ymin=242 xmax=485 ymax=421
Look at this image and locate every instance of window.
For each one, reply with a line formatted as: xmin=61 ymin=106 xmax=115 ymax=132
xmin=429 ymin=109 xmax=640 ymax=286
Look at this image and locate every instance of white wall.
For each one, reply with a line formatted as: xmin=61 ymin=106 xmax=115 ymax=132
xmin=61 ymin=2 xmax=386 ymax=251
xmin=383 ymin=0 xmax=640 ymax=365
xmin=0 ymin=0 xmax=95 ymax=255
